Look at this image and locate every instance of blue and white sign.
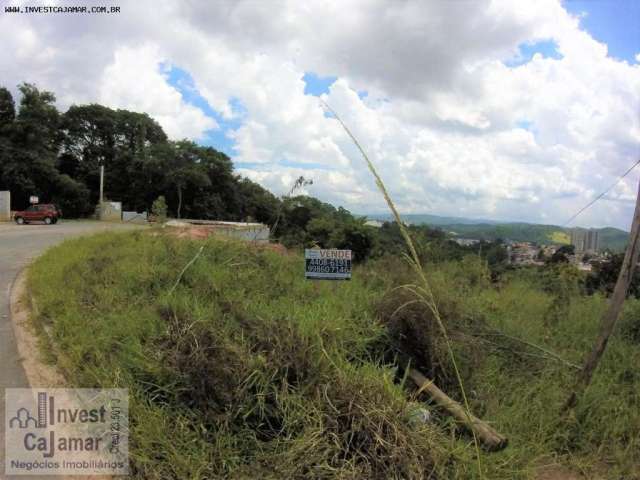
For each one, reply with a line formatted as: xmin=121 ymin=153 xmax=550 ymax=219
xmin=305 ymin=249 xmax=352 ymax=280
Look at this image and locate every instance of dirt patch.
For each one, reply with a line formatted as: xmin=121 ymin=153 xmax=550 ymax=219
xmin=163 ymin=224 xmax=290 ymax=255
xmin=166 ymin=225 xmax=213 ymax=240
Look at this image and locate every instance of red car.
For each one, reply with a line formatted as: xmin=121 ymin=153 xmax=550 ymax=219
xmin=14 ymin=204 xmax=62 ymax=225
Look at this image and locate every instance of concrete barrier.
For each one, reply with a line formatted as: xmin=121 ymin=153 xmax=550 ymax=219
xmin=165 ymin=219 xmax=270 ymax=243
xmin=123 ymin=211 xmax=148 ymax=223
xmin=99 ymin=201 xmax=122 ymax=221
xmin=0 ymin=191 xmax=10 ymax=222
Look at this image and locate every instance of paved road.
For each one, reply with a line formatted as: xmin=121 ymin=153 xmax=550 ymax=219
xmin=0 ymin=220 xmax=143 ymax=477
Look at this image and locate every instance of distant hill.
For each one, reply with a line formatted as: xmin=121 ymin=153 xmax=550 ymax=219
xmin=365 ymin=213 xmax=629 ymax=252
xmin=596 ymin=227 xmax=629 ymax=252
xmin=442 ymin=223 xmax=629 ymax=251
xmin=367 ymin=213 xmax=500 ymax=226
xmin=445 ymin=223 xmax=629 ymax=252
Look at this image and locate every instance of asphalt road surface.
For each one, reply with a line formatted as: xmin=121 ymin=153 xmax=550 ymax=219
xmin=0 ymin=220 xmax=143 ymax=478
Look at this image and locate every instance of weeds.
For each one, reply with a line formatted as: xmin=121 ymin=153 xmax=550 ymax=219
xmin=323 ymin=101 xmax=483 ymax=474
xmin=28 ymin=229 xmax=640 ymax=478
xmin=29 ymin=232 xmax=456 ymax=478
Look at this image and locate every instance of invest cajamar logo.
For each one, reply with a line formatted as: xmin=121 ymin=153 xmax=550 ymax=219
xmin=5 ymin=388 xmax=128 ymax=475
xmin=10 ymin=392 xmax=53 ymax=429
xmin=9 ymin=391 xmax=108 ymax=458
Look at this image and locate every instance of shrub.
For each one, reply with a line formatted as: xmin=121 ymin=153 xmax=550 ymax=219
xmin=151 ymin=195 xmax=168 ymax=222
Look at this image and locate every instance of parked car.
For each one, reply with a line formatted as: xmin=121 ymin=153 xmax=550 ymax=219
xmin=13 ymin=204 xmax=62 ymax=225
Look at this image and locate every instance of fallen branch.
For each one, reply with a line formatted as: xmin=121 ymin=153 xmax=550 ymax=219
xmin=409 ymin=368 xmax=508 ymax=452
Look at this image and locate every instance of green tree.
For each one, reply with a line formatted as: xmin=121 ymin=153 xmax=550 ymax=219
xmin=109 ymin=111 xmax=168 ymax=211
xmin=0 ymin=83 xmax=60 ymax=209
xmin=51 ymin=174 xmax=92 ymax=217
xmin=188 ymin=145 xmax=240 ymax=220
xmin=586 ymin=253 xmax=640 ymax=298
xmin=548 ymin=244 xmax=575 ymax=264
xmin=0 ymin=87 xmax=16 ymax=190
xmin=59 ymin=104 xmax=117 ymax=199
xmin=165 ymin=141 xmax=211 ymax=219
xmin=0 ymin=87 xmax=15 ymax=127
xmin=307 ymin=216 xmax=337 ymax=246
xmin=334 ymin=221 xmax=374 ymax=262
xmin=236 ymin=178 xmax=280 ymax=225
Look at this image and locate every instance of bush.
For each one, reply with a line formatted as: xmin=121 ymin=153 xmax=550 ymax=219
xmin=151 ymin=195 xmax=168 ymax=222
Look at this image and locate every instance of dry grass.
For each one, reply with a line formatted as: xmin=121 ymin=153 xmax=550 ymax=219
xmin=322 ymin=101 xmax=483 ymax=475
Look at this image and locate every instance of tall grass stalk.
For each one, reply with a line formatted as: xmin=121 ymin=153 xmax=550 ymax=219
xmin=323 ymin=100 xmax=484 ymax=476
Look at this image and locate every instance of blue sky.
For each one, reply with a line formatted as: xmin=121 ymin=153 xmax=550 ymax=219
xmin=163 ymin=67 xmax=341 ymax=169
xmin=165 ymin=1 xmax=639 ymax=162
xmin=563 ymin=0 xmax=640 ymax=63
xmin=505 ymin=39 xmax=563 ymax=67
xmin=302 ymin=72 xmax=337 ymax=95
xmin=164 ymin=68 xmax=339 ymax=159
xmin=163 ymin=64 xmax=244 ymax=156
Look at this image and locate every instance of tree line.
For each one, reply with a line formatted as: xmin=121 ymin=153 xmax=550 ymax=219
xmin=0 ymin=83 xmax=283 ymax=222
xmin=0 ymin=83 xmax=377 ymax=256
xmin=0 ymin=83 xmax=509 ymax=263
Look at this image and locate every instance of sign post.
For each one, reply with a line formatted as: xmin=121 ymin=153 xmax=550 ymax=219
xmin=29 ymin=196 xmax=39 ymax=204
xmin=305 ymin=249 xmax=352 ymax=280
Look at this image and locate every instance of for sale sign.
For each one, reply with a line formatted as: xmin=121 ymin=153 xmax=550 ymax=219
xmin=305 ymin=249 xmax=352 ymax=280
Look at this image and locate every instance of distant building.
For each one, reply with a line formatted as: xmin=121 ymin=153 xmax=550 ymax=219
xmin=570 ymin=228 xmax=600 ymax=253
xmin=509 ymin=242 xmax=542 ymax=265
xmin=364 ymin=220 xmax=384 ymax=228
xmin=576 ymin=262 xmax=593 ymax=272
xmin=541 ymin=245 xmax=558 ymax=257
xmin=453 ymin=238 xmax=480 ymax=247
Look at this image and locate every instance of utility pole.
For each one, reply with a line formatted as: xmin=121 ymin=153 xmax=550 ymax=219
xmin=564 ymin=177 xmax=640 ymax=411
xmin=99 ymin=164 xmax=105 ymax=205
xmin=99 ymin=164 xmax=104 ymax=220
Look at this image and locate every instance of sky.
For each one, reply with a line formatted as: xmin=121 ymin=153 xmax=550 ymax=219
xmin=0 ymin=0 xmax=638 ymax=229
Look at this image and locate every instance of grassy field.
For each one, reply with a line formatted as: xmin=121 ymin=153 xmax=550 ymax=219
xmin=28 ymin=230 xmax=640 ymax=479
xmin=548 ymin=231 xmax=570 ymax=244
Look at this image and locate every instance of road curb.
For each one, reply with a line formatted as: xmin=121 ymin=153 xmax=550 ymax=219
xmin=8 ymin=269 xmax=112 ymax=480
xmin=9 ymin=267 xmax=66 ymax=388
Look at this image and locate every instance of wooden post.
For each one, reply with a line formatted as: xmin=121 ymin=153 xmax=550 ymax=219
xmin=564 ymin=177 xmax=640 ymax=411
xmin=409 ymin=368 xmax=508 ymax=451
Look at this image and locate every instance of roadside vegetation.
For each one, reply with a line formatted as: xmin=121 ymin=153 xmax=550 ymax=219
xmin=28 ymin=230 xmax=640 ymax=479
xmin=9 ymin=81 xmax=637 ymax=478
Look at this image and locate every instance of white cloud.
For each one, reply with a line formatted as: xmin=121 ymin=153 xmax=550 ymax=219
xmin=0 ymin=0 xmax=639 ymax=228
xmin=98 ymin=45 xmax=217 ymax=140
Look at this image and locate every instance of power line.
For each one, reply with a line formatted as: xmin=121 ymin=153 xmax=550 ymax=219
xmin=563 ymin=158 xmax=640 ymax=226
